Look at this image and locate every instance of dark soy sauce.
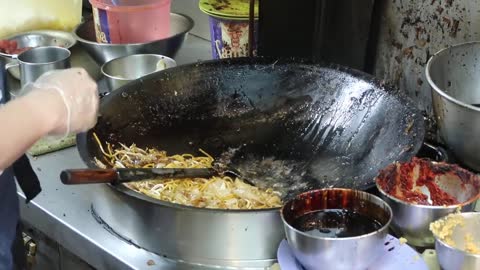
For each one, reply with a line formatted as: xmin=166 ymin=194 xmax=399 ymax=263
xmin=291 ymin=209 xmax=382 ymax=238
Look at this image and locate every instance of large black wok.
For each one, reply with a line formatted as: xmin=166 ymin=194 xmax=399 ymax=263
xmin=77 ymin=58 xmax=424 ymax=199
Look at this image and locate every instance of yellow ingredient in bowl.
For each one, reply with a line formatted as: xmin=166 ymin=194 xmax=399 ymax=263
xmin=430 ymin=214 xmax=464 ymax=247
xmin=465 ymin=233 xmax=480 ymax=254
xmin=156 ymin=59 xmax=167 ymax=71
xmin=430 ymin=214 xmax=480 ymax=254
xmin=92 ymin=133 xmax=282 ymax=210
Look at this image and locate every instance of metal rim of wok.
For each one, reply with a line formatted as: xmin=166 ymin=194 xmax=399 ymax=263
xmin=426 ymin=41 xmax=480 ymax=112
xmin=77 ymin=57 xmax=425 ymax=213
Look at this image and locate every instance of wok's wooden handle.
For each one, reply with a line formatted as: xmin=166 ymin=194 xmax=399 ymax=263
xmin=60 ymin=169 xmax=118 ymax=185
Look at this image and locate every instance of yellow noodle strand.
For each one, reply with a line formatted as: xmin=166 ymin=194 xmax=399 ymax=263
xmin=93 ymin=135 xmax=282 ymax=209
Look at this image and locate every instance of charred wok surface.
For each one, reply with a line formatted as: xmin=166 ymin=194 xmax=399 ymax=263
xmin=79 ymin=58 xmax=424 ymax=200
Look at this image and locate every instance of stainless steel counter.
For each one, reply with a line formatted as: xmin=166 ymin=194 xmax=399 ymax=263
xmin=15 ymin=33 xmax=443 ymax=270
xmin=17 ymin=35 xmax=223 ymax=270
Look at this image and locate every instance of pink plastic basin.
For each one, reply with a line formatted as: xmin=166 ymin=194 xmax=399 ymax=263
xmin=89 ymin=0 xmax=171 ymax=44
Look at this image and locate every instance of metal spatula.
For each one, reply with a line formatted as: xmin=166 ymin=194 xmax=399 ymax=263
xmin=60 ymin=167 xmax=254 ymax=186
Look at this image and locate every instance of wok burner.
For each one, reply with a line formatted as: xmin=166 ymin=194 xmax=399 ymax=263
xmin=90 ymin=205 xmax=240 ymax=269
xmin=91 ymin=205 xmax=142 ymax=249
xmin=89 ymin=183 xmax=283 ymax=269
xmin=91 ymin=207 xmax=234 ymax=269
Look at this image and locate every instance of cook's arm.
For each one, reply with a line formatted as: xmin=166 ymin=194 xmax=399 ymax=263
xmin=0 ymin=92 xmax=62 ymax=170
xmin=0 ymin=68 xmax=98 ymax=171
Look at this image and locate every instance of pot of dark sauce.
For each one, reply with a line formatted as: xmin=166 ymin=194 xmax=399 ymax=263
xmin=281 ymin=188 xmax=393 ymax=270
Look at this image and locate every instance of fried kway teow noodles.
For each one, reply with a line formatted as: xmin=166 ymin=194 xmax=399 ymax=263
xmin=93 ymin=133 xmax=282 ymax=209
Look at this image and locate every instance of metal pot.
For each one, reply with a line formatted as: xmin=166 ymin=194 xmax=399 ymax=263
xmin=93 ymin=184 xmax=283 ymax=268
xmin=0 ymin=30 xmax=77 ymax=79
xmin=426 ymin=42 xmax=480 ymax=171
xmin=281 ymin=188 xmax=392 ymax=270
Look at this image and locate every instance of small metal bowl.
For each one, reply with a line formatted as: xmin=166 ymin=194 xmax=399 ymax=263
xmin=101 ymin=54 xmax=176 ymax=91
xmin=281 ymin=188 xmax=392 ymax=270
xmin=73 ymin=13 xmax=194 ymax=65
xmin=376 ymin=158 xmax=480 ymax=248
xmin=0 ymin=30 xmax=76 ymax=79
xmin=431 ymin=212 xmax=480 ymax=270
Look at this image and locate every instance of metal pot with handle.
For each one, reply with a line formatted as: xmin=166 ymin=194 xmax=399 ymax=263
xmin=5 ymin=46 xmax=71 ymax=88
xmin=426 ymin=41 xmax=480 ymax=171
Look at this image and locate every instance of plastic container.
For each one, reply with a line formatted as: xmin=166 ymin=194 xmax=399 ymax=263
xmin=199 ymin=0 xmax=258 ymax=59
xmin=0 ymin=0 xmax=82 ymax=38
xmin=89 ymin=0 xmax=171 ymax=44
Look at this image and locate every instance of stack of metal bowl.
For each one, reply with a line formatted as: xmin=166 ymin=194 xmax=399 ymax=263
xmin=0 ymin=30 xmax=77 ymax=79
xmin=72 ymin=13 xmax=192 ymax=91
xmin=73 ymin=13 xmax=194 ymax=65
xmin=424 ymin=44 xmax=480 ymax=269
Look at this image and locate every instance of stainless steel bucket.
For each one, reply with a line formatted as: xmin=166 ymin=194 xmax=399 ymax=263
xmin=92 ymin=184 xmax=284 ymax=268
xmin=426 ymin=42 xmax=480 ymax=171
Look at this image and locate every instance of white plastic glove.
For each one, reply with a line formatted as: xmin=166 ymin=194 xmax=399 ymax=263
xmin=23 ymin=68 xmax=99 ymax=136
